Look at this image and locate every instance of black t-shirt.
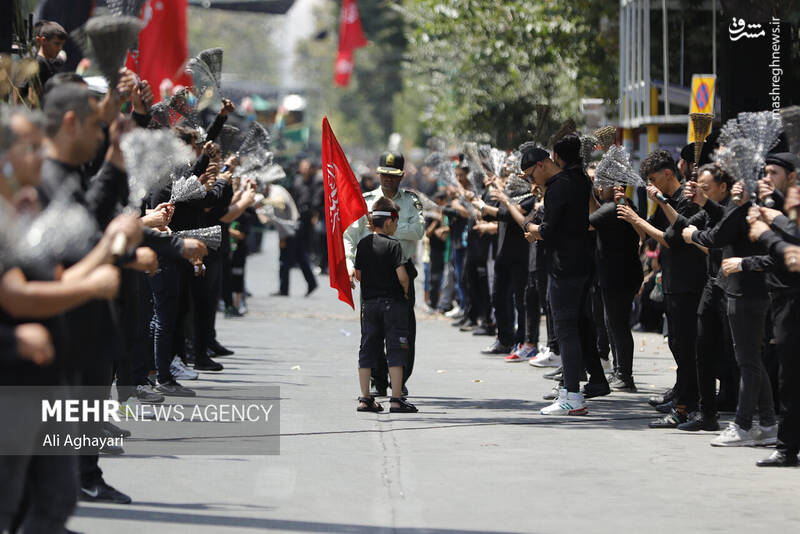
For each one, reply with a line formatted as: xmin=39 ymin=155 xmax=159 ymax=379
xmin=589 ymin=202 xmax=643 ymax=289
xmin=355 ymin=234 xmax=405 ymax=300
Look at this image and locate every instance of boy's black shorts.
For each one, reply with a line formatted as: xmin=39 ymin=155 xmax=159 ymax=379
xmin=359 ymin=297 xmax=409 ymax=369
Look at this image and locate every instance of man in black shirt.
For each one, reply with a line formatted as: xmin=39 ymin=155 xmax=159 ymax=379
xmin=525 ymin=137 xmax=603 ymax=415
xmin=354 ymin=197 xmax=417 ymax=413
xmin=617 ymin=150 xmax=707 ymax=427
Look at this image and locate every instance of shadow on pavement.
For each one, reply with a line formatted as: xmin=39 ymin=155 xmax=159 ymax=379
xmin=74 ymin=505 xmax=522 ymax=533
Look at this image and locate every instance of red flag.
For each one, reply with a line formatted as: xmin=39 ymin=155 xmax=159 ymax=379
xmin=126 ymin=0 xmax=191 ymax=103
xmin=334 ymin=0 xmax=368 ymax=87
xmin=333 ymin=49 xmax=354 ymax=87
xmin=321 ymin=117 xmax=368 ymax=308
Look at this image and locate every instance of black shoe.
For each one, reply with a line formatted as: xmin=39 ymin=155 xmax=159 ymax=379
xmin=648 ymin=409 xmax=688 ymax=428
xmin=270 ymin=291 xmax=289 ymax=297
xmin=581 ymin=382 xmax=611 ymax=399
xmin=481 ymin=340 xmax=512 ymax=355
xmin=99 ymin=429 xmax=125 ymax=455
xmin=459 ymin=320 xmax=477 ymax=331
xmin=225 ymin=306 xmax=244 ymax=318
xmin=135 ymin=384 xmax=165 ymax=403
xmin=156 ymin=379 xmax=196 ymax=397
xmin=655 ymin=399 xmax=675 ymax=414
xmin=305 ymin=282 xmax=318 ymax=297
xmin=543 ymin=366 xmax=563 ymax=380
xmin=677 ymin=412 xmax=720 ymax=432
xmin=194 ymin=356 xmax=223 ymax=371
xmin=472 ymin=324 xmax=496 ymax=336
xmin=104 ymin=421 xmax=131 ymax=438
xmin=209 ymin=339 xmax=234 ymax=356
xmin=648 ymin=388 xmax=674 ymax=407
xmin=451 ymin=316 xmax=469 ymax=328
xmin=609 ymin=375 xmax=637 ymax=393
xmin=80 ymin=481 xmax=132 ymax=504
xmin=756 ymin=450 xmax=799 ymax=467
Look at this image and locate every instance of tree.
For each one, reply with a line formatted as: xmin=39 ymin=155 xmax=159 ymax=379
xmin=396 ymin=0 xmax=620 ymax=149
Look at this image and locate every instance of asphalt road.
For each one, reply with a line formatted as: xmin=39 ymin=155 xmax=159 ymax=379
xmin=69 ymin=231 xmax=799 ymax=533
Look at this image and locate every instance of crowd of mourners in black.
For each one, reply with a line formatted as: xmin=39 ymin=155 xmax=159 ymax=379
xmin=2 ymin=16 xmax=800 ymax=534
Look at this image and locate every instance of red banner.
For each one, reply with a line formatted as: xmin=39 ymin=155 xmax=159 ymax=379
xmin=126 ymin=0 xmax=191 ymax=102
xmin=334 ymin=0 xmax=368 ymax=87
xmin=321 ymin=117 xmax=368 ymax=308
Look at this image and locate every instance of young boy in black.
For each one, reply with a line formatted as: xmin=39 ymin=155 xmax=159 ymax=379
xmin=355 ymin=197 xmax=418 ymax=413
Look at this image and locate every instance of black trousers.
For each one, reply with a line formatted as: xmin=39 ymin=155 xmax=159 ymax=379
xmin=770 ymin=292 xmax=800 ymax=454
xmin=664 ymin=292 xmax=701 ymax=410
xmin=695 ymin=283 xmax=736 ymax=416
xmin=0 ymin=454 xmax=78 ymax=533
xmin=549 ymin=275 xmax=605 ymax=392
xmin=493 ymin=258 xmax=527 ymax=347
xmin=373 ymin=261 xmax=417 ymax=390
xmin=524 ymin=271 xmax=541 ymax=345
xmin=190 ymin=251 xmax=221 ymax=359
xmin=540 ymin=270 xmax=558 ymax=353
xmin=279 ymin=235 xmax=316 ymax=294
xmin=465 ymin=257 xmax=491 ymax=325
xmin=590 ymin=284 xmax=610 ymax=359
xmin=601 ymin=285 xmax=638 ymax=379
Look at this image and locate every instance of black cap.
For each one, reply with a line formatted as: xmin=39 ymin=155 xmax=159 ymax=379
xmin=765 ymin=152 xmax=800 ymax=173
xmin=377 ymin=151 xmax=405 ymax=176
xmin=680 ymin=143 xmax=694 ymax=163
xmin=520 ymin=147 xmax=549 ymax=170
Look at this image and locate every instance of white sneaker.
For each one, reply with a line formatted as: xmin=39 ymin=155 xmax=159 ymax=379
xmin=444 ymin=305 xmax=462 ymax=318
xmin=530 ymin=349 xmax=562 ymax=368
xmin=752 ymin=424 xmax=778 ymax=446
xmin=710 ymin=422 xmax=755 ymax=447
xmin=171 ymin=357 xmax=199 ymax=381
xmin=529 ymin=347 xmax=550 ymax=366
xmin=540 ymin=389 xmax=588 ymax=416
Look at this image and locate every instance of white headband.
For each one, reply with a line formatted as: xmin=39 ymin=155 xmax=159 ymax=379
xmin=371 ymin=211 xmax=396 ymax=217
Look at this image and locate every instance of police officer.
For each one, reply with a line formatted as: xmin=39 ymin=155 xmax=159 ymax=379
xmin=344 ymin=152 xmax=425 ymax=395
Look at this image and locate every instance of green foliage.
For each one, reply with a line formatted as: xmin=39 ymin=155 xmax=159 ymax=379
xmin=398 ymin=0 xmax=619 ymax=149
xmin=187 ymin=6 xmax=279 ymax=85
xmin=295 ymin=1 xmax=408 ymax=152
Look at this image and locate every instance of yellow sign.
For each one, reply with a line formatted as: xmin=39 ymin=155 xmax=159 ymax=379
xmin=688 ymin=74 xmax=716 ymax=142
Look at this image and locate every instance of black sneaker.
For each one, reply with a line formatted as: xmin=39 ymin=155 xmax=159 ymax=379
xmin=104 ymin=421 xmax=131 ymax=438
xmin=209 ymin=339 xmax=234 ymax=356
xmin=135 ymin=384 xmax=165 ymax=403
xmin=472 ymin=324 xmax=496 ymax=336
xmin=756 ymin=450 xmax=799 ymax=467
xmin=543 ymin=366 xmax=563 ymax=380
xmin=655 ymin=399 xmax=675 ymax=414
xmin=581 ymin=382 xmax=611 ymax=399
xmin=481 ymin=340 xmax=512 ymax=355
xmin=648 ymin=387 xmax=674 ymax=407
xmin=648 ymin=409 xmax=688 ymax=428
xmin=609 ymin=375 xmax=637 ymax=393
xmin=80 ymin=481 xmax=132 ymax=504
xmin=451 ymin=316 xmax=469 ymax=328
xmin=459 ymin=321 xmax=478 ymax=332
xmin=677 ymin=412 xmax=720 ymax=432
xmin=156 ymin=379 xmax=196 ymax=397
xmin=194 ymin=356 xmax=223 ymax=371
xmin=99 ymin=429 xmax=125 ymax=455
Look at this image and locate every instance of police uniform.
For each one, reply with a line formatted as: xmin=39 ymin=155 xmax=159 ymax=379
xmin=343 ymin=152 xmax=425 ymax=391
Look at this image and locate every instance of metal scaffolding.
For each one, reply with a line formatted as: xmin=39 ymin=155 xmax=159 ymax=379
xmin=618 ymin=0 xmax=718 ymax=129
